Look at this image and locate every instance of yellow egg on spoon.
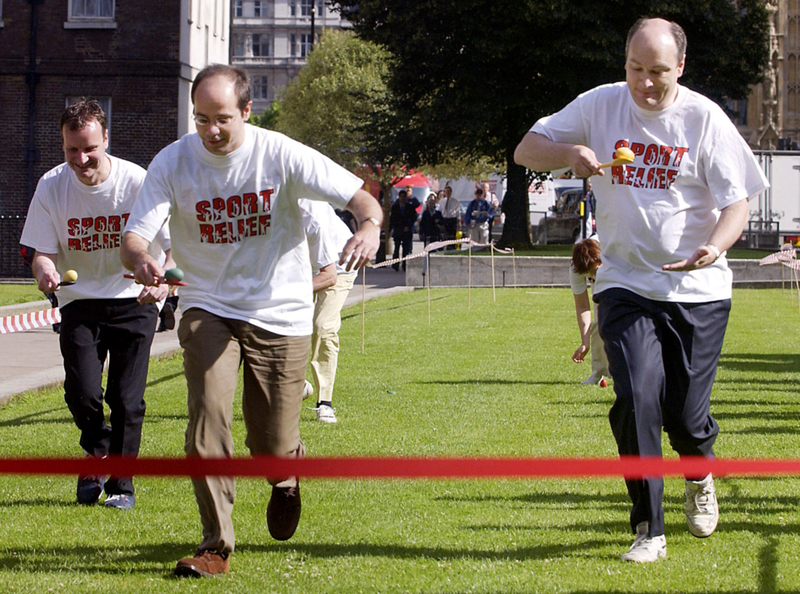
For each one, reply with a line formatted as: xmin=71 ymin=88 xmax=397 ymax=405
xmin=598 ymin=147 xmax=635 ymax=169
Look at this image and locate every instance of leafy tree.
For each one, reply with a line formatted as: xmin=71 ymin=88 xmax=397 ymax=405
xmin=332 ymin=0 xmax=770 ymax=248
xmin=255 ymin=29 xmax=406 ymax=250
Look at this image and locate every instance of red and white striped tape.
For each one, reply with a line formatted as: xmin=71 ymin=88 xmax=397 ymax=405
xmin=0 ymin=308 xmax=60 ymax=335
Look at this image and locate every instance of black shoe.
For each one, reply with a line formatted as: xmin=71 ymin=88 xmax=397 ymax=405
xmin=266 ymin=484 xmax=301 ymax=541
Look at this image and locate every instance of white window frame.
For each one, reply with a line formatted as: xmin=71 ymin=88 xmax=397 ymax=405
xmin=65 ymin=0 xmax=117 ymax=29
xmin=66 ymin=96 xmax=112 ymax=149
xmin=235 ymin=0 xmax=243 ymax=17
xmin=254 ymin=1 xmax=262 ymax=17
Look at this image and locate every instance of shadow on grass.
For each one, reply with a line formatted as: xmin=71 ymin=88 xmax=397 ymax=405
xmin=718 ymin=352 xmax=800 ymax=374
xmin=146 ymin=371 xmax=184 ymax=388
xmin=0 ymin=542 xmax=194 ymax=576
xmin=0 ymin=406 xmax=71 ymax=428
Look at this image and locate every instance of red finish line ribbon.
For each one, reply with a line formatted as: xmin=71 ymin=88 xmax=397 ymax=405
xmin=1 ymin=456 xmax=799 ymax=479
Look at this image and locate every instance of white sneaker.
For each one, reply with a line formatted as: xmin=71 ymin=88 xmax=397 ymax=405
xmin=302 ymin=380 xmax=313 ymax=401
xmin=620 ymin=522 xmax=666 ymax=562
xmin=315 ymin=404 xmax=337 ymax=424
xmin=685 ymin=473 xmax=718 ymax=537
xmin=582 ymin=373 xmax=602 ymax=385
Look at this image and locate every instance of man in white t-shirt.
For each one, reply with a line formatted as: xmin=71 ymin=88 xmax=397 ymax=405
xmin=20 ymin=99 xmax=171 ymax=512
xmin=300 ymin=200 xmax=358 ymax=424
xmin=120 ymin=64 xmax=382 ymax=578
xmin=515 ymin=18 xmax=768 ymax=563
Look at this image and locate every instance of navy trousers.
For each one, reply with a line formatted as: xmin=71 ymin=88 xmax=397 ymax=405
xmin=59 ymin=298 xmax=158 ymax=496
xmin=595 ymin=288 xmax=730 ymax=537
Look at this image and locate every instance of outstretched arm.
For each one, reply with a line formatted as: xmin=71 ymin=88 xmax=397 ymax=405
xmin=515 ymin=132 xmax=604 ymax=178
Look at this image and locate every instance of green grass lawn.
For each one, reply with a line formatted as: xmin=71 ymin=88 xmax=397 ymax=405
xmin=0 ymin=287 xmax=799 ymax=592
xmin=0 ymin=281 xmax=44 ymax=307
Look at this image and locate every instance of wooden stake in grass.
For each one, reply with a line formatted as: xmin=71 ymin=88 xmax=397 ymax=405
xmin=468 ymin=240 xmax=472 ymax=310
xmin=426 ymin=251 xmax=431 ymax=325
xmin=512 ymin=248 xmax=517 ymax=289
xmin=490 ymin=241 xmax=496 ymax=302
xmin=361 ymin=265 xmax=366 ymax=354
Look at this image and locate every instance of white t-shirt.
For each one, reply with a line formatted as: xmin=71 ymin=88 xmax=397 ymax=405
xmin=532 ymin=82 xmax=768 ymax=302
xmin=300 ymin=199 xmax=357 ymax=278
xmin=21 ymin=155 xmax=169 ymax=308
xmin=125 ymin=124 xmax=363 ymax=335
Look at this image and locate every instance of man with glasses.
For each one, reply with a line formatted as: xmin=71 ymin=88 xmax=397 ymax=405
xmin=121 ymin=64 xmax=382 ymax=577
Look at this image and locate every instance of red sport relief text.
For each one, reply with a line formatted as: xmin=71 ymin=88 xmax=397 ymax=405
xmin=66 ymin=213 xmax=130 ymax=252
xmin=610 ymin=140 xmax=688 ymax=190
xmin=195 ymin=189 xmax=274 ymax=244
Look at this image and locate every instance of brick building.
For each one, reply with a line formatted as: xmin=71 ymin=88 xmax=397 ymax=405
xmin=0 ymin=0 xmax=229 ymax=278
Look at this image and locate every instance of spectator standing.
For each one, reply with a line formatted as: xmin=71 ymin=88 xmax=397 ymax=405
xmin=419 ymin=193 xmax=444 ymax=246
xmin=389 ymin=189 xmax=417 ymax=270
xmin=481 ymin=182 xmax=500 ymax=241
xmin=437 ymin=185 xmax=461 ymax=245
xmin=465 ymin=188 xmax=493 ymax=246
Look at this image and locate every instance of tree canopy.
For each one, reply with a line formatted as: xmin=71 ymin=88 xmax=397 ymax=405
xmin=332 ymin=0 xmax=770 ymax=248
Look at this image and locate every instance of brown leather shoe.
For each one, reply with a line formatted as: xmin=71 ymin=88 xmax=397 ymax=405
xmin=266 ymin=484 xmax=302 ymax=540
xmin=174 ymin=550 xmax=230 ymax=578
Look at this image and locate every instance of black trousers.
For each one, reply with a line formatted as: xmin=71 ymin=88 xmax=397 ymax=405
xmin=595 ymin=288 xmax=729 ymax=537
xmin=59 ymin=298 xmax=158 ymax=495
xmin=392 ymin=231 xmax=413 ymax=269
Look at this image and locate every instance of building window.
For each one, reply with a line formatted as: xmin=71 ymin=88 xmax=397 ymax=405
xmin=290 ymin=1 xmax=296 ymax=17
xmin=70 ymin=0 xmax=114 ymax=19
xmin=65 ymin=0 xmax=116 ymax=28
xmin=252 ymin=34 xmax=270 ymax=57
xmin=252 ymin=76 xmax=269 ymax=100
xmin=301 ymin=0 xmax=313 ymax=17
xmin=290 ymin=33 xmax=312 ymax=57
xmin=235 ymin=0 xmax=243 ymax=17
xmin=66 ymin=96 xmax=112 ymax=148
xmin=254 ymin=1 xmax=262 ymax=17
xmin=233 ymin=34 xmax=246 ymax=57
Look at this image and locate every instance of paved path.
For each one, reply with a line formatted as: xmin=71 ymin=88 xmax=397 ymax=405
xmin=0 ymin=266 xmax=412 ymax=403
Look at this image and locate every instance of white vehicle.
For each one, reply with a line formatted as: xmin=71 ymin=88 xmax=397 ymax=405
xmin=750 ymin=151 xmax=800 ymax=247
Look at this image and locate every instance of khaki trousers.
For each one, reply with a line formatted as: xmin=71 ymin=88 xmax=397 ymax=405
xmin=310 ymin=273 xmax=355 ymax=403
xmin=178 ymin=308 xmax=310 ymax=554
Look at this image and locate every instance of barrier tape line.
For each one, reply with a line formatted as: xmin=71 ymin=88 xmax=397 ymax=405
xmin=370 ymin=238 xmax=508 ymax=270
xmin=0 ymin=308 xmax=60 ymax=335
xmin=1 ymin=455 xmax=799 ymax=479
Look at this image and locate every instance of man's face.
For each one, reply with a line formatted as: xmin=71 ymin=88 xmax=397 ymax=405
xmin=62 ymin=119 xmax=108 ymax=186
xmin=193 ymin=74 xmax=251 ymax=155
xmin=625 ymin=23 xmax=685 ymax=111
xmin=444 ymin=187 xmax=451 ymax=198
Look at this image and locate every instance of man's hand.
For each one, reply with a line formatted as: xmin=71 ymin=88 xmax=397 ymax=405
xmin=121 ymin=232 xmax=164 ymax=286
xmin=339 ymin=225 xmax=380 ymax=271
xmin=662 ymin=245 xmax=719 ymax=272
xmin=137 ymin=284 xmax=170 ymax=304
xmin=568 ymin=145 xmax=605 ymax=179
